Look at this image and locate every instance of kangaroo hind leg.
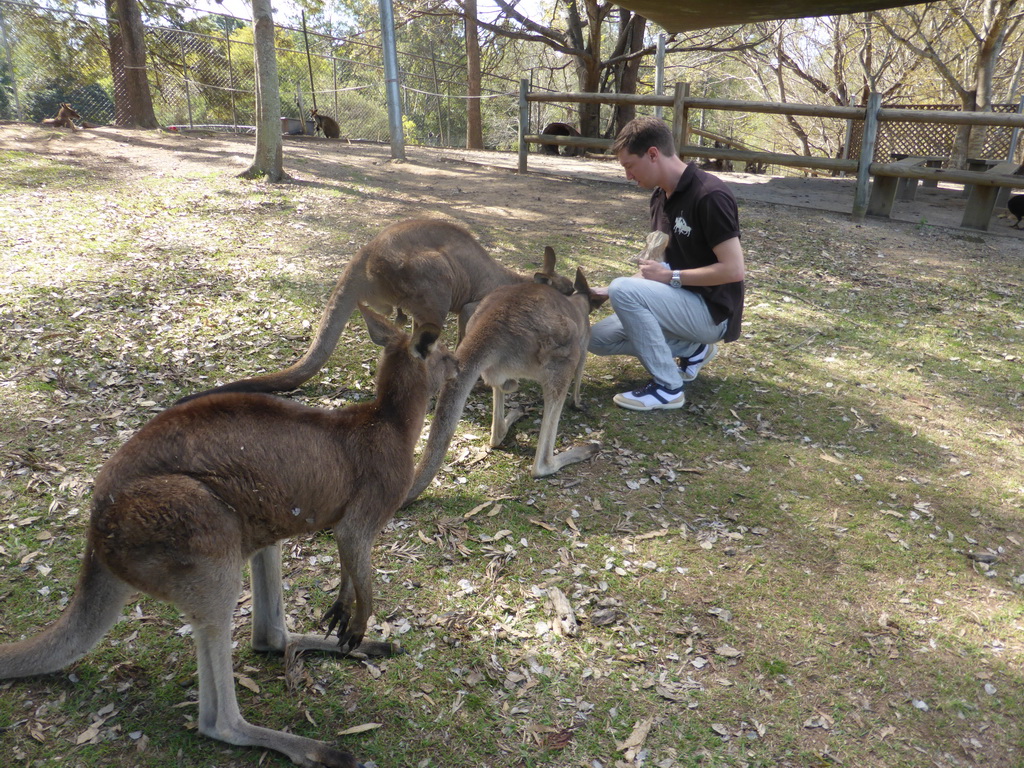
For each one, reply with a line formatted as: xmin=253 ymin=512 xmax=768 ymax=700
xmin=189 ymin=554 xmax=362 ymax=767
xmin=531 ymin=374 xmax=598 ymax=478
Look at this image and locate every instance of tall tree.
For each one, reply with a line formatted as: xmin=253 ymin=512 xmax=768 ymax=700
xmin=464 ymin=0 xmax=483 ymax=148
xmin=244 ymin=0 xmax=287 ymax=181
xmin=454 ymin=0 xmax=763 ymax=138
xmin=876 ymin=0 xmax=1023 ymax=165
xmin=735 ymin=17 xmax=914 ymax=160
xmin=105 ymin=0 xmax=158 ymax=127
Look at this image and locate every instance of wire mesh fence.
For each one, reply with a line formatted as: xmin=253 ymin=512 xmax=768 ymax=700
xmin=0 ymin=0 xmax=522 ymax=149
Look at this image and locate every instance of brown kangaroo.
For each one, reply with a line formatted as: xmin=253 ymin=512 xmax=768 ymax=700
xmin=181 ymin=219 xmax=573 ymax=402
xmin=0 ymin=307 xmax=457 ymax=768
xmin=41 ymin=102 xmax=81 ymax=130
xmin=404 ymin=265 xmax=607 ymax=504
xmin=310 ymin=108 xmax=341 ymax=139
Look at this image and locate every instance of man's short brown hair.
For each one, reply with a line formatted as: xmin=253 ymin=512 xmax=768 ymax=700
xmin=612 ymin=116 xmax=676 ymax=158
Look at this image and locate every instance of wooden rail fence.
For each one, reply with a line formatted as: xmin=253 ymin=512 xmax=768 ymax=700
xmin=517 ymin=80 xmax=1024 ymax=231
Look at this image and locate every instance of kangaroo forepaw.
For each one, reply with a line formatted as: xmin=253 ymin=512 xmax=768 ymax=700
xmin=337 ymin=630 xmax=365 ymax=654
xmin=320 ymin=603 xmax=351 ymax=639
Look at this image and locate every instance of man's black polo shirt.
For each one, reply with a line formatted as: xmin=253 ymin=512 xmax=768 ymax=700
xmin=649 ymin=162 xmax=744 ymax=343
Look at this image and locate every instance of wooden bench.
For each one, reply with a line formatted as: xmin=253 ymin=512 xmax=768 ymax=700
xmin=868 ymin=157 xmax=1024 ymax=230
xmin=890 ymin=153 xmax=944 ymax=198
xmin=962 ymin=160 xmax=1024 ymax=229
xmin=867 ymin=157 xmax=930 ymax=218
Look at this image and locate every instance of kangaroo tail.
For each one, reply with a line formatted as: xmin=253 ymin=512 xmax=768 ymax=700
xmin=176 ymin=260 xmax=366 ymax=404
xmin=403 ymin=359 xmax=483 ymax=506
xmin=0 ymin=544 xmax=134 ymax=679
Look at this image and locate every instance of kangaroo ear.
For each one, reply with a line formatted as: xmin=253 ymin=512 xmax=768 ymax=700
xmin=413 ymin=323 xmax=442 ymax=359
xmin=573 ymin=267 xmax=589 ymax=294
xmin=575 ymin=268 xmax=609 ymax=310
xmin=534 ymin=272 xmax=553 ymax=286
xmin=541 ymin=246 xmax=556 ymax=275
xmin=359 ymin=303 xmax=398 ymax=346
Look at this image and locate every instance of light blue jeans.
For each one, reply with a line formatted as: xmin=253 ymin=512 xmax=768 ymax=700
xmin=588 ymin=276 xmax=728 ymax=390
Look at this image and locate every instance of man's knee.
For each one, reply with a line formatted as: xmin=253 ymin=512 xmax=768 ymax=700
xmin=607 ymin=276 xmax=645 ymax=307
xmin=589 ymin=313 xmax=630 ymax=355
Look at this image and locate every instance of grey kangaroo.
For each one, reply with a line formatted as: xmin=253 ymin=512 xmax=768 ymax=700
xmin=0 ymin=307 xmax=457 ymax=768
xmin=181 ymin=218 xmax=573 ymax=402
xmin=404 ymin=263 xmax=607 ymax=504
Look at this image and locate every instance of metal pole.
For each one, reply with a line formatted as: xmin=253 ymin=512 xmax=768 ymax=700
xmin=224 ymin=19 xmax=238 ymax=132
xmin=378 ymin=0 xmax=405 ymax=159
xmin=852 ymin=91 xmax=882 ymax=221
xmin=180 ymin=36 xmax=193 ymax=129
xmin=654 ymin=34 xmax=665 ymax=120
xmin=518 ymin=78 xmax=529 ymax=173
xmin=0 ymin=6 xmax=23 ymax=120
xmin=302 ymin=11 xmax=316 ymax=113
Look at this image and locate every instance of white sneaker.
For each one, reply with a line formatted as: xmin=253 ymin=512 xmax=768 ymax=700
xmin=613 ymin=380 xmax=686 ymax=411
xmin=678 ymin=343 xmax=718 ymax=382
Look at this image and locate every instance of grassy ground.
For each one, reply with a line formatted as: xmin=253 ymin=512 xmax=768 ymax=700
xmin=1 ymin=125 xmax=1023 ymax=768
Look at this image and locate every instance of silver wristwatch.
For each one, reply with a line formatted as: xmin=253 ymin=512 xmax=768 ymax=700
xmin=670 ymin=270 xmax=681 ymax=288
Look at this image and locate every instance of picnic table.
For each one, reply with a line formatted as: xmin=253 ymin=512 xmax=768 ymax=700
xmin=868 ymin=154 xmax=1024 ymax=230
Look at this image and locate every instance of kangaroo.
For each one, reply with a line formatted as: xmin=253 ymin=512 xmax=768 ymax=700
xmin=404 ymin=266 xmax=607 ymax=504
xmin=0 ymin=307 xmax=457 ymax=768
xmin=40 ymin=102 xmax=81 ymax=130
xmin=310 ymin=108 xmax=341 ymax=139
xmin=180 ymin=219 xmax=573 ymax=402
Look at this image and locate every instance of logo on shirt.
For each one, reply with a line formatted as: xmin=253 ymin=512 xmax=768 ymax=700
xmin=673 ymin=216 xmax=692 ymax=237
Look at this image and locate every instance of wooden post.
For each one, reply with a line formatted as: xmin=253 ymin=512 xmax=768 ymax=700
xmin=852 ymin=92 xmax=881 ymax=221
xmin=997 ymin=95 xmax=1024 ymax=208
xmin=672 ymin=82 xmax=691 ymax=161
xmin=518 ymin=78 xmax=529 ymax=174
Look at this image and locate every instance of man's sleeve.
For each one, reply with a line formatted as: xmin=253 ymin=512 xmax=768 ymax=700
xmin=649 ymin=189 xmax=671 ymax=234
xmin=699 ymin=190 xmax=741 ymax=249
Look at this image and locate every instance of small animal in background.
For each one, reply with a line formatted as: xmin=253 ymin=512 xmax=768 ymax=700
xmin=1008 ymin=194 xmax=1024 ymax=229
xmin=310 ymin=108 xmax=341 ymax=139
xmin=40 ymin=102 xmax=81 ymax=130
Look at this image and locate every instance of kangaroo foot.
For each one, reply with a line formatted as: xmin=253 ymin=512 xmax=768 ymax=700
xmin=343 ymin=640 xmax=403 ymax=659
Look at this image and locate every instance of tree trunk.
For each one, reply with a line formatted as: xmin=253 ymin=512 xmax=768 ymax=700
xmin=966 ymin=0 xmax=1013 ymax=159
xmin=568 ymin=0 xmax=605 ymax=137
xmin=951 ymin=90 xmax=977 ymax=169
xmin=244 ymin=0 xmax=286 ymax=181
xmin=118 ymin=0 xmax=157 ymax=128
xmin=464 ymin=0 xmax=483 ymax=149
xmin=104 ymin=0 xmax=131 ymax=126
xmin=613 ymin=11 xmax=646 ymax=136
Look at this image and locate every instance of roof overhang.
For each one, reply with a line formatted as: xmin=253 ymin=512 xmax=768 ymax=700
xmin=612 ymin=0 xmax=929 ymax=33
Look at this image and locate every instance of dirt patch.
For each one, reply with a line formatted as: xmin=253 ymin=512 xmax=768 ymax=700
xmin=7 ymin=122 xmax=1024 ymax=253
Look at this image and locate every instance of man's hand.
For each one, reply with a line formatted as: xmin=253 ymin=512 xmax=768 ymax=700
xmin=638 ymin=259 xmax=672 ymax=283
xmin=590 ymin=285 xmax=610 ymax=299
